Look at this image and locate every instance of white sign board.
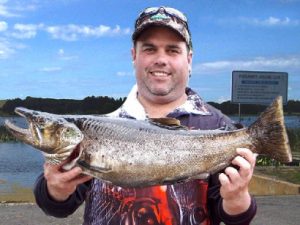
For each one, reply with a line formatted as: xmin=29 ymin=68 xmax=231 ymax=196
xmin=232 ymin=71 xmax=288 ymax=105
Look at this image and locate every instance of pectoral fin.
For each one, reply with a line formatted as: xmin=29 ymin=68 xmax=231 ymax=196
xmin=149 ymin=117 xmax=188 ymax=130
xmin=77 ymin=160 xmax=112 ymax=173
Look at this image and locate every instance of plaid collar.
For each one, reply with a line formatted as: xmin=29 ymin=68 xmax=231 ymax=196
xmin=109 ymin=84 xmax=211 ymax=120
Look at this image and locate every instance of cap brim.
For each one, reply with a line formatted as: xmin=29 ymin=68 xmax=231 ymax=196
xmin=132 ymin=21 xmax=187 ymax=43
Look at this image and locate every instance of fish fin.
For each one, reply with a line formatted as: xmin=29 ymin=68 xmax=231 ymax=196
xmin=77 ymin=160 xmax=112 ymax=173
xmin=248 ymin=96 xmax=292 ymax=163
xmin=149 ymin=117 xmax=188 ymax=130
xmin=190 ymin=173 xmax=210 ymax=180
xmin=162 ymin=173 xmax=210 ymax=185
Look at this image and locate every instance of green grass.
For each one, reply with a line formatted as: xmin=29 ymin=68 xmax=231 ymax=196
xmin=287 ymin=128 xmax=300 ymax=153
xmin=255 ymin=167 xmax=300 ymax=184
xmin=0 ymin=125 xmax=16 ymax=142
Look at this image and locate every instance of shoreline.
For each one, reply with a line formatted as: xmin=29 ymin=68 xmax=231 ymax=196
xmin=0 ymin=184 xmax=35 ymax=203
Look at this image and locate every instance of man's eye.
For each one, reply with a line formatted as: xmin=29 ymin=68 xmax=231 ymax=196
xmin=169 ymin=49 xmax=180 ymax=54
xmin=144 ymin=48 xmax=154 ymax=52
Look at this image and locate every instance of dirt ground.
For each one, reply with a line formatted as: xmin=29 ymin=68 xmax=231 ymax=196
xmin=0 ymin=195 xmax=299 ymax=225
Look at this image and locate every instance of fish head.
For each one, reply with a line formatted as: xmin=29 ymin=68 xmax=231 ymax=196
xmin=5 ymin=107 xmax=83 ymax=156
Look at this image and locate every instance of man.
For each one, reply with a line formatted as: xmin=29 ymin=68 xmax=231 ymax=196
xmin=34 ymin=6 xmax=257 ymax=224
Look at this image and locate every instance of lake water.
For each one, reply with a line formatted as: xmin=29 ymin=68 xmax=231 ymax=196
xmin=0 ymin=143 xmax=43 ymax=193
xmin=0 ymin=116 xmax=27 ymax=128
xmin=230 ymin=115 xmax=300 ymax=128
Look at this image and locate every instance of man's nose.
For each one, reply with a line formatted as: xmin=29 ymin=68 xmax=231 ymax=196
xmin=154 ymin=51 xmax=167 ymax=66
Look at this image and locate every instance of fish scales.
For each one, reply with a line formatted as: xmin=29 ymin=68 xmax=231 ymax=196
xmin=5 ymin=96 xmax=292 ymax=187
xmin=71 ymin=117 xmax=253 ymax=186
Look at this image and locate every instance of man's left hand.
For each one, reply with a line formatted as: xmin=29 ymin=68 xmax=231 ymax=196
xmin=219 ymin=148 xmax=257 ymax=215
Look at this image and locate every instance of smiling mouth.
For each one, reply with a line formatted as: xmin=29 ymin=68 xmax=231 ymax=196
xmin=150 ymin=71 xmax=170 ymax=77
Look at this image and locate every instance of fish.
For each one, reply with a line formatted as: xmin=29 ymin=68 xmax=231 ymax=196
xmin=5 ymin=96 xmax=292 ymax=187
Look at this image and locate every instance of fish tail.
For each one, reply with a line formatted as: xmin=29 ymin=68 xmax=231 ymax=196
xmin=248 ymin=96 xmax=292 ymax=163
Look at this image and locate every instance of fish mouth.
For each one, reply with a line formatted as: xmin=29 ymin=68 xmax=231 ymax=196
xmin=4 ymin=107 xmax=34 ymax=143
xmin=5 ymin=107 xmax=83 ymax=156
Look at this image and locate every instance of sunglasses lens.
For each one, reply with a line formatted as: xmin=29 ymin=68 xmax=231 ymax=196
xmin=163 ymin=7 xmax=187 ymax=22
xmin=138 ymin=7 xmax=187 ymax=25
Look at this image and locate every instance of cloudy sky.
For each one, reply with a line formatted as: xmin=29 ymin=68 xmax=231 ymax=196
xmin=0 ymin=0 xmax=299 ymax=102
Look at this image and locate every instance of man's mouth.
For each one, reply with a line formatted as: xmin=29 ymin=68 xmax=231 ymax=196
xmin=150 ymin=71 xmax=170 ymax=77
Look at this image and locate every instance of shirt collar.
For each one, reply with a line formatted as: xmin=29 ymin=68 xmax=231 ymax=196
xmin=109 ymin=84 xmax=211 ymax=120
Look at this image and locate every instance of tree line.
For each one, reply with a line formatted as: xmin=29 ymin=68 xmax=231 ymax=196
xmin=0 ymin=96 xmax=125 ymax=115
xmin=0 ymin=96 xmax=299 ymax=116
xmin=208 ymin=99 xmax=300 ymax=115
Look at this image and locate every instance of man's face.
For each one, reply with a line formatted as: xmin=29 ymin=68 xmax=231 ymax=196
xmin=132 ymin=26 xmax=193 ymax=104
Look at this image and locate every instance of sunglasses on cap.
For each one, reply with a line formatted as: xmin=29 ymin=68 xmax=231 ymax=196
xmin=133 ymin=6 xmax=192 ymax=49
xmin=135 ymin=6 xmax=188 ymax=28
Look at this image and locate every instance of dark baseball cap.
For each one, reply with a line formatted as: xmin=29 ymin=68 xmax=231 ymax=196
xmin=132 ymin=6 xmax=192 ymax=50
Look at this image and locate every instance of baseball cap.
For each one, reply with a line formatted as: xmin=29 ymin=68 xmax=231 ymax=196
xmin=132 ymin=6 xmax=192 ymax=50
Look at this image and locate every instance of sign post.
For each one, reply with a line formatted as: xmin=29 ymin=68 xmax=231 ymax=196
xmin=231 ymin=71 xmax=288 ymax=121
xmin=232 ymin=71 xmax=288 ymax=105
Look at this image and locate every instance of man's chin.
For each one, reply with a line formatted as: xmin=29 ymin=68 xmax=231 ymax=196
xmin=149 ymin=88 xmax=170 ymax=96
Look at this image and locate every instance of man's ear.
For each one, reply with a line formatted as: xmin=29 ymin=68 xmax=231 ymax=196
xmin=131 ymin=47 xmax=136 ymax=67
xmin=188 ymin=50 xmax=193 ymax=74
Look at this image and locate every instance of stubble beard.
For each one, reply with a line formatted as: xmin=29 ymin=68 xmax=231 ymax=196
xmin=143 ymin=78 xmax=176 ymax=97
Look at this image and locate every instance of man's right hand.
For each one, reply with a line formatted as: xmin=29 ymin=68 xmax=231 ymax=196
xmin=44 ymin=162 xmax=93 ymax=202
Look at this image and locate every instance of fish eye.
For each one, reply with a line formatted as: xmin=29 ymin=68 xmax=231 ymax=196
xmin=64 ymin=127 xmax=75 ymax=136
xmin=65 ymin=128 xmax=72 ymax=133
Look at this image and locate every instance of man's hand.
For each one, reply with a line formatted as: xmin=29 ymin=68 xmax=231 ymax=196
xmin=219 ymin=148 xmax=257 ymax=215
xmin=44 ymin=162 xmax=93 ymax=202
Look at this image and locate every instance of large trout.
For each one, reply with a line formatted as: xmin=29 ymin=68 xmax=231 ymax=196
xmin=5 ymin=96 xmax=292 ymax=187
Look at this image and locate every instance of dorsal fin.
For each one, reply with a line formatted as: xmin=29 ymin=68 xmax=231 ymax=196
xmin=149 ymin=118 xmax=188 ymax=130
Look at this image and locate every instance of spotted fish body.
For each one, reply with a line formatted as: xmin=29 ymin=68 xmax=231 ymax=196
xmin=5 ymin=96 xmax=292 ymax=187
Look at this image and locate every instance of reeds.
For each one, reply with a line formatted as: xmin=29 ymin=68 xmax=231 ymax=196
xmin=0 ymin=125 xmax=16 ymax=142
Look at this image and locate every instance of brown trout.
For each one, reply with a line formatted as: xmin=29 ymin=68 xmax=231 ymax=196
xmin=5 ymin=96 xmax=292 ymax=187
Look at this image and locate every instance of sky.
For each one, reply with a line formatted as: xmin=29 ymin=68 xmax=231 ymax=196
xmin=0 ymin=0 xmax=299 ymax=102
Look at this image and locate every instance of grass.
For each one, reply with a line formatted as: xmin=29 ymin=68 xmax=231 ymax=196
xmin=287 ymin=128 xmax=300 ymax=153
xmin=0 ymin=126 xmax=16 ymax=142
xmin=255 ymin=167 xmax=300 ymax=185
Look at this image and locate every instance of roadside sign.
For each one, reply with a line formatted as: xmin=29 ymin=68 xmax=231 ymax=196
xmin=231 ymin=71 xmax=288 ymax=105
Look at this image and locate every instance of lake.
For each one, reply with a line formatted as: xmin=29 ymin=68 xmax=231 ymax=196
xmin=0 ymin=143 xmax=43 ymax=193
xmin=230 ymin=115 xmax=300 ymax=128
xmin=0 ymin=116 xmax=27 ymax=128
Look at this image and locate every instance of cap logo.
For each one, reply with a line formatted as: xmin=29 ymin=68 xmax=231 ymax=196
xmin=150 ymin=13 xmax=170 ymax=22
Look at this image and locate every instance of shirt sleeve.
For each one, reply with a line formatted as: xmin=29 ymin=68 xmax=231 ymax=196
xmin=207 ymin=173 xmax=257 ymax=225
xmin=33 ymin=173 xmax=90 ymax=218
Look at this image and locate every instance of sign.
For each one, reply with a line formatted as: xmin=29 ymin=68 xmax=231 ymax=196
xmin=232 ymin=71 xmax=288 ymax=105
